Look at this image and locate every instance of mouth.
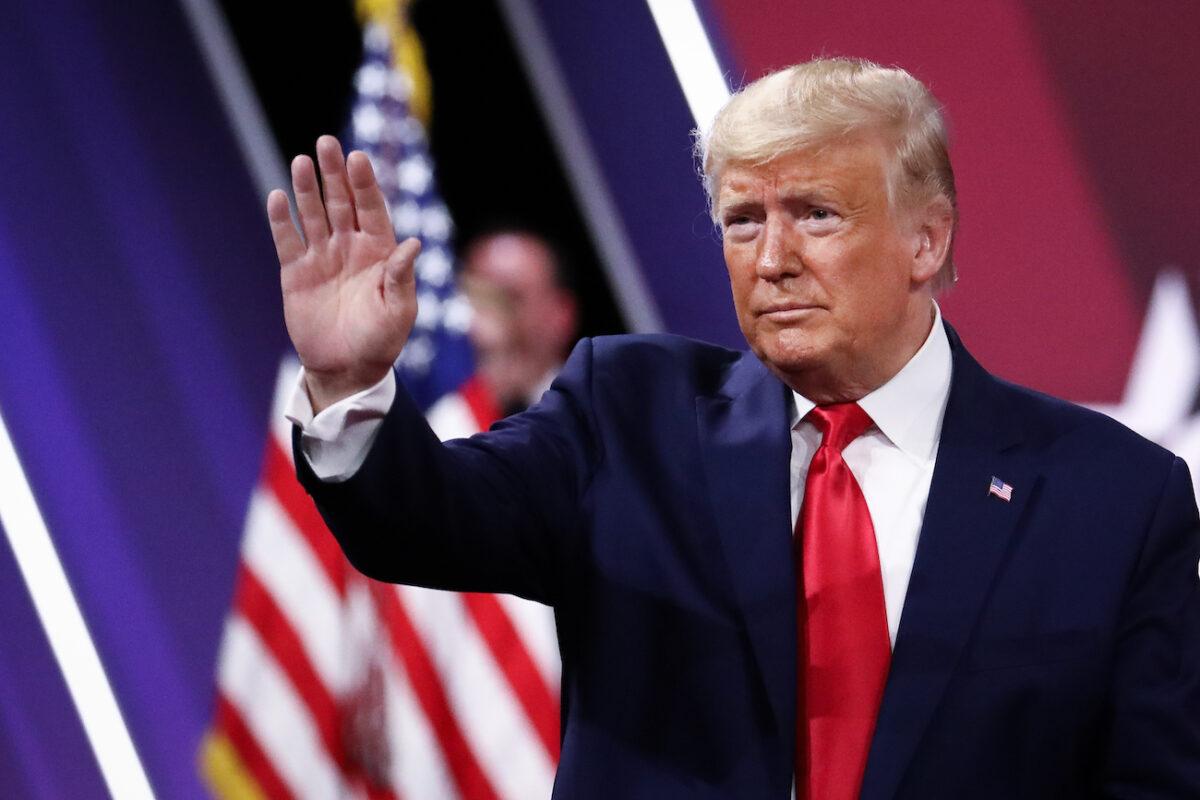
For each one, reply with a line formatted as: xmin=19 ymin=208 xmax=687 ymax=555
xmin=757 ymin=303 xmax=822 ymax=321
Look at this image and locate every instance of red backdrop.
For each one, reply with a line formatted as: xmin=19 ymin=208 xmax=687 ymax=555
xmin=709 ymin=0 xmax=1200 ymax=404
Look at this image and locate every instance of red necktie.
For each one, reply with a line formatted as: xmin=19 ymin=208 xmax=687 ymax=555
xmin=797 ymin=403 xmax=890 ymax=800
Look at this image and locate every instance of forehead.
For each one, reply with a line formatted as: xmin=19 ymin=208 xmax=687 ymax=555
xmin=715 ymin=136 xmax=891 ymax=207
xmin=464 ymin=234 xmax=555 ymax=289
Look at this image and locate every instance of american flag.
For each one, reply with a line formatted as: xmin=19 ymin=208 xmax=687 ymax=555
xmin=203 ymin=15 xmax=561 ymax=800
xmin=988 ymin=476 xmax=1013 ymax=502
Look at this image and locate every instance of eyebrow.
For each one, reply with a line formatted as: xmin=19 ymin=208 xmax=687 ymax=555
xmin=715 ymin=197 xmax=761 ymax=218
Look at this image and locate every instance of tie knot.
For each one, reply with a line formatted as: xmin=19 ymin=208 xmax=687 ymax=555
xmin=806 ymin=402 xmax=873 ymax=452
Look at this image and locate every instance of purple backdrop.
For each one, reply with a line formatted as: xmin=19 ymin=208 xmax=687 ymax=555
xmin=0 ymin=0 xmax=285 ymax=796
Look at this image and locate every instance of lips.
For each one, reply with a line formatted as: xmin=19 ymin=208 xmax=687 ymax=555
xmin=757 ymin=303 xmax=821 ymax=316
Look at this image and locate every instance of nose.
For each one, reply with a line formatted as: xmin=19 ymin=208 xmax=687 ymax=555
xmin=756 ymin=214 xmax=794 ymax=280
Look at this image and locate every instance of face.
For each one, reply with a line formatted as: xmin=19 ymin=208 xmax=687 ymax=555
xmin=461 ymin=233 xmax=576 ymax=406
xmin=716 ymin=136 xmax=939 ymax=401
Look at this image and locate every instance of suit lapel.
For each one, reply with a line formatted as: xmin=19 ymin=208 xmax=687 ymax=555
xmin=695 ymin=353 xmax=796 ymax=759
xmin=861 ymin=326 xmax=1041 ymax=800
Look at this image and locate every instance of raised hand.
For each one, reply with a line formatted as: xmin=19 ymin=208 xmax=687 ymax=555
xmin=267 ymin=135 xmax=421 ymax=413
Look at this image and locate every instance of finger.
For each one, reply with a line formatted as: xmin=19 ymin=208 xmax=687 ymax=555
xmin=347 ymin=151 xmax=393 ymax=237
xmin=384 ymin=237 xmax=422 ymax=310
xmin=266 ymin=189 xmax=305 ymax=266
xmin=316 ymin=135 xmax=357 ymax=233
xmin=291 ymin=154 xmax=330 ymax=246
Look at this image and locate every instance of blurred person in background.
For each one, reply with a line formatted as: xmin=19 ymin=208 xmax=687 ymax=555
xmin=460 ymin=228 xmax=578 ymax=416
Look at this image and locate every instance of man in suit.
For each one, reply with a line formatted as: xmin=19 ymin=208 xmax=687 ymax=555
xmin=268 ymin=58 xmax=1200 ymax=798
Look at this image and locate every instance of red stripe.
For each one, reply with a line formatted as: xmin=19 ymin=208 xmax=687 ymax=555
xmin=345 ymin=768 xmax=403 ymax=800
xmin=263 ymin=441 xmax=347 ymax=597
xmin=371 ymin=583 xmax=501 ymax=800
xmin=234 ymin=567 xmax=346 ymax=770
xmin=459 ymin=374 xmax=502 ymax=429
xmin=235 ymin=566 xmax=403 ymax=799
xmin=214 ymin=694 xmax=293 ymax=800
xmin=361 ymin=779 xmax=403 ymax=800
xmin=457 ymin=375 xmax=562 ymax=764
xmin=462 ymin=593 xmax=561 ymax=762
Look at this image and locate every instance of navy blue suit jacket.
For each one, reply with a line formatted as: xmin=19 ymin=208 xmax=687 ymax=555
xmin=296 ymin=324 xmax=1200 ymax=798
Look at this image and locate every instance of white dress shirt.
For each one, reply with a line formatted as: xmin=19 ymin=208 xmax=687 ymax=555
xmin=789 ymin=306 xmax=952 ymax=647
xmin=287 ymin=307 xmax=954 ymax=647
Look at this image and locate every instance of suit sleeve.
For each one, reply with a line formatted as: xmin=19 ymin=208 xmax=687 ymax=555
xmin=1102 ymin=455 xmax=1200 ymax=796
xmin=293 ymin=338 xmax=602 ymax=607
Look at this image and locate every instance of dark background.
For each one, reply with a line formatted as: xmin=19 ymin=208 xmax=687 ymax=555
xmin=215 ymin=0 xmax=626 ymax=339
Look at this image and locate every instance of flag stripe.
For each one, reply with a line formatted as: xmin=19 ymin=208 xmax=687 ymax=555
xmin=241 ymin=490 xmax=347 ymax=692
xmin=426 ymin=392 xmax=480 ymax=441
xmin=214 ymin=695 xmax=292 ymax=800
xmin=363 ymin=780 xmax=402 ymax=800
xmin=459 ymin=375 xmax=502 ymax=430
xmin=370 ymin=584 xmax=502 ymax=800
xmin=219 ymin=617 xmax=346 ymax=798
xmin=455 ymin=378 xmax=562 ymax=766
xmin=497 ymin=592 xmax=561 ymax=688
xmin=234 ymin=567 xmax=346 ymax=770
xmin=401 ymin=585 xmax=555 ymax=798
xmin=264 ymin=440 xmax=347 ymax=597
xmin=462 ymin=593 xmax=561 ymax=762
xmin=455 ymin=376 xmax=563 ymax=769
xmin=370 ymin=586 xmax=460 ymax=800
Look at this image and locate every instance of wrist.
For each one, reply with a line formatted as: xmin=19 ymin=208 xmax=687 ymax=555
xmin=305 ymin=365 xmax=391 ymax=415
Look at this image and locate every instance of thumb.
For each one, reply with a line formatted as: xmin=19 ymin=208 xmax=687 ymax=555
xmin=383 ymin=237 xmax=422 ymax=310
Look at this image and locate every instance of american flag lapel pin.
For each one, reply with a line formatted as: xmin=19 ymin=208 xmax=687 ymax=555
xmin=988 ymin=476 xmax=1014 ymax=502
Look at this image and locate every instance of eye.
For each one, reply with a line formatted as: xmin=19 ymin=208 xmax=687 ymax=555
xmin=720 ymin=215 xmax=760 ymax=241
xmin=800 ymin=206 xmax=840 ymax=233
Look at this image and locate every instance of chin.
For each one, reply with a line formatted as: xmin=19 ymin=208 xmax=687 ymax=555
xmin=752 ymin=334 xmax=829 ymax=378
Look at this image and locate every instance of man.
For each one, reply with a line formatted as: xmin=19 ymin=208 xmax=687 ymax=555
xmin=268 ymin=59 xmax=1200 ymax=798
xmin=460 ymin=229 xmax=578 ymax=416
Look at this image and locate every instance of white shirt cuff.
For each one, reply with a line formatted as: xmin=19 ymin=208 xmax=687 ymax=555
xmin=283 ymin=368 xmax=397 ymax=482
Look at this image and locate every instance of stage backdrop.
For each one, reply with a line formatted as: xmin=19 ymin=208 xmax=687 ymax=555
xmin=0 ymin=1 xmax=1196 ymax=797
xmin=0 ymin=0 xmax=286 ymax=797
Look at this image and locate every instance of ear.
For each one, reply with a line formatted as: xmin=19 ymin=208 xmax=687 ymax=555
xmin=909 ymin=197 xmax=954 ymax=287
xmin=549 ymin=291 xmax=579 ymax=352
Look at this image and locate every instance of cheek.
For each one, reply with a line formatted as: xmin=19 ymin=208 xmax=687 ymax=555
xmin=829 ymin=240 xmax=906 ymax=306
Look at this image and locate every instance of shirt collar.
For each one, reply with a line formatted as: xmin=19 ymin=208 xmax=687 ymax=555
xmin=790 ymin=302 xmax=953 ymax=461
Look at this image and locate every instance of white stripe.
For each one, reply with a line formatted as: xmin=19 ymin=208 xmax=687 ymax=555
xmin=426 ymin=392 xmax=481 ymax=441
xmin=497 ymin=593 xmax=561 ymax=690
xmin=218 ymin=617 xmax=345 ymax=799
xmin=398 ymin=585 xmax=557 ymax=798
xmin=493 ymin=0 xmax=664 ymax=333
xmin=270 ymin=357 xmax=303 ymax=462
xmin=382 ymin=668 xmax=458 ymax=800
xmin=404 ymin=392 xmax=562 ymax=794
xmin=241 ymin=491 xmax=347 ymax=693
xmin=0 ymin=407 xmax=156 ymax=800
xmin=644 ymin=0 xmax=732 ymax=133
xmin=176 ymin=0 xmax=290 ymax=205
xmin=340 ymin=580 xmax=459 ymax=800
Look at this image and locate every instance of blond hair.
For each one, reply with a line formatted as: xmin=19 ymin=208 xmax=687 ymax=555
xmin=697 ymin=58 xmax=958 ymax=289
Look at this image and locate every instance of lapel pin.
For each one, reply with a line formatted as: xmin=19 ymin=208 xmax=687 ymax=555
xmin=988 ymin=476 xmax=1014 ymax=502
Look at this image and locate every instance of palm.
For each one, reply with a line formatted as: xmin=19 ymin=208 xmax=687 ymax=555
xmin=282 ymin=221 xmax=398 ymax=371
xmin=268 ymin=136 xmax=421 ymax=407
